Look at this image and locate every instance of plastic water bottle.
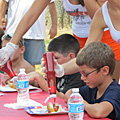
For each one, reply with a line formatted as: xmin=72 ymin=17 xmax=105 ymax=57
xmin=17 ymin=68 xmax=29 ymax=105
xmin=68 ymin=88 xmax=84 ymax=120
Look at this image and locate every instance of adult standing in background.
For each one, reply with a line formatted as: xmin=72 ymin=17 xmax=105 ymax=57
xmin=63 ymin=0 xmax=92 ymax=49
xmin=61 ymin=0 xmax=120 ymax=82
xmin=0 ymin=0 xmax=57 ymax=68
xmin=84 ymin=0 xmax=120 ymax=82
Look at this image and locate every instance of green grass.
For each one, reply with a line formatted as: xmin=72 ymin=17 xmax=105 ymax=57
xmin=35 ymin=27 xmax=72 ymax=74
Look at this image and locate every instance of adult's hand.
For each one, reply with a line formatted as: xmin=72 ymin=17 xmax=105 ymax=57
xmin=0 ymin=42 xmax=17 ymax=66
xmin=41 ymin=58 xmax=64 ymax=78
xmin=48 ymin=26 xmax=57 ymax=39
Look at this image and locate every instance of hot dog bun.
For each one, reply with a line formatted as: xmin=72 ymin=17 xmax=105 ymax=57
xmin=47 ymin=102 xmax=62 ymax=112
xmin=7 ymin=81 xmax=17 ymax=89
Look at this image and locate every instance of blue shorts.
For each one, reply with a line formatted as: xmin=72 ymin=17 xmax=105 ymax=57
xmin=23 ymin=39 xmax=46 ymax=65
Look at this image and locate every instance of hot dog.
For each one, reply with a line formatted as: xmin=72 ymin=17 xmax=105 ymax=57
xmin=7 ymin=81 xmax=17 ymax=89
xmin=47 ymin=102 xmax=62 ymax=112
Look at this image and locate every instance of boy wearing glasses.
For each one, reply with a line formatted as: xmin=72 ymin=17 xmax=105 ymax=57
xmin=1 ymin=34 xmax=34 ymax=85
xmin=65 ymin=42 xmax=120 ymax=120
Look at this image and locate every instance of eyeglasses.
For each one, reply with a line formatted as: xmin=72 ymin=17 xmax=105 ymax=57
xmin=80 ymin=67 xmax=102 ymax=78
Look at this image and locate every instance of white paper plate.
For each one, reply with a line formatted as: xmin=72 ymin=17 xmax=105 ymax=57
xmin=0 ymin=85 xmax=37 ymax=92
xmin=25 ymin=105 xmax=68 ymax=115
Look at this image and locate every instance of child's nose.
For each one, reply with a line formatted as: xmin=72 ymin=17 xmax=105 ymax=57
xmin=80 ymin=74 xmax=86 ymax=81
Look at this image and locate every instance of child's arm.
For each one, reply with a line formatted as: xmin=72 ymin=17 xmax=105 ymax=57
xmin=65 ymin=89 xmax=113 ymax=118
xmin=28 ymin=72 xmax=48 ymax=91
xmin=84 ymin=101 xmax=113 ymax=118
xmin=28 ymin=72 xmax=66 ymax=99
xmin=56 ymin=90 xmax=65 ymax=99
xmin=64 ymin=89 xmax=72 ymax=102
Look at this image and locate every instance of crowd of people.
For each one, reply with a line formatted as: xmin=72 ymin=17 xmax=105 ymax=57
xmin=0 ymin=0 xmax=120 ymax=120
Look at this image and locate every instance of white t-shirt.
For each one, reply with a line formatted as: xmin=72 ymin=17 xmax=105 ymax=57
xmin=63 ymin=0 xmax=92 ymax=38
xmin=102 ymin=1 xmax=120 ymax=44
xmin=5 ymin=0 xmax=54 ymax=39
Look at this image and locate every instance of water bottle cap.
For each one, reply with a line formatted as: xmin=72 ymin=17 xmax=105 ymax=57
xmin=20 ymin=68 xmax=25 ymax=72
xmin=72 ymin=88 xmax=79 ymax=93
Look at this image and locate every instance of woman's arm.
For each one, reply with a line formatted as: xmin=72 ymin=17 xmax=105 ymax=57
xmin=84 ymin=0 xmax=101 ymax=19
xmin=84 ymin=0 xmax=106 ymax=19
xmin=62 ymin=58 xmax=80 ymax=75
xmin=11 ymin=0 xmax=51 ymax=45
xmin=85 ymin=8 xmax=106 ymax=45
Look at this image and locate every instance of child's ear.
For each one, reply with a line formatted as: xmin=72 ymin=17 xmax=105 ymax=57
xmin=20 ymin=46 xmax=25 ymax=54
xmin=69 ymin=53 xmax=75 ymax=60
xmin=100 ymin=66 xmax=110 ymax=75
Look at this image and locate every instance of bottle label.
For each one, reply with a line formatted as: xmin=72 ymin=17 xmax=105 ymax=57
xmin=68 ymin=103 xmax=84 ymax=113
xmin=17 ymin=80 xmax=29 ymax=89
xmin=18 ymin=74 xmax=28 ymax=80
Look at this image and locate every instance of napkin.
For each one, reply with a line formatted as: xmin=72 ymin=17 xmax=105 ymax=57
xmin=0 ymin=93 xmax=4 ymax=96
xmin=4 ymin=99 xmax=43 ymax=109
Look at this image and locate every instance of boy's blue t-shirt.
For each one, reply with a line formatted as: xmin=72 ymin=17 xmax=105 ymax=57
xmin=79 ymin=79 xmax=120 ymax=120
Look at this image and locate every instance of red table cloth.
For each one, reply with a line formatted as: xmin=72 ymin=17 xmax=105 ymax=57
xmin=0 ymin=88 xmax=111 ymax=120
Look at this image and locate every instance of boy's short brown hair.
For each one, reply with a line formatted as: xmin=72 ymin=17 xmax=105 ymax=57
xmin=1 ymin=34 xmax=24 ymax=48
xmin=48 ymin=34 xmax=80 ymax=57
xmin=76 ymin=42 xmax=115 ymax=75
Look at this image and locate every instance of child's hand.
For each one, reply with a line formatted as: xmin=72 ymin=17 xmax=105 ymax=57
xmin=2 ymin=75 xmax=18 ymax=85
xmin=2 ymin=75 xmax=10 ymax=85
xmin=10 ymin=76 xmax=18 ymax=83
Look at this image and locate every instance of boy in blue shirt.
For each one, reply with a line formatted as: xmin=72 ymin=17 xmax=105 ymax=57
xmin=65 ymin=42 xmax=120 ymax=120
